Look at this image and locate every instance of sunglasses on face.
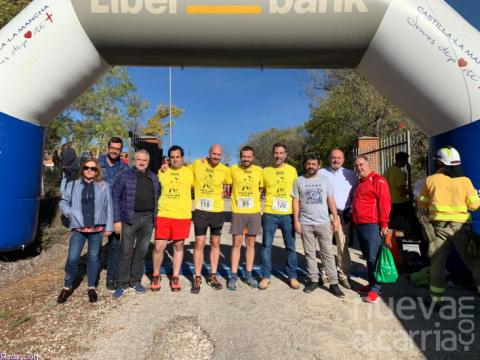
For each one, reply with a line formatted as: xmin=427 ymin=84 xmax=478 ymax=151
xmin=83 ymin=166 xmax=98 ymax=172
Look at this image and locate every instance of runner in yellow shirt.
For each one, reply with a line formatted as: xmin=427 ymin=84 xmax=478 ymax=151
xmin=151 ymin=145 xmax=194 ymax=292
xmin=259 ymin=143 xmax=299 ymax=290
xmin=228 ymin=146 xmax=264 ymax=290
xmin=190 ymin=144 xmax=232 ymax=294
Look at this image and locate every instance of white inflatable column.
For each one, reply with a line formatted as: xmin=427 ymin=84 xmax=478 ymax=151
xmin=0 ymin=0 xmax=110 ymax=250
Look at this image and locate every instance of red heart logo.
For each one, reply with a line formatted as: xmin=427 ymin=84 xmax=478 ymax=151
xmin=458 ymin=58 xmax=468 ymax=67
xmin=24 ymin=31 xmax=32 ymax=39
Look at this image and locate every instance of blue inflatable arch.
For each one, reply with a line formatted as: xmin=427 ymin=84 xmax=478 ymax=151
xmin=1 ymin=0 xmax=479 ymax=251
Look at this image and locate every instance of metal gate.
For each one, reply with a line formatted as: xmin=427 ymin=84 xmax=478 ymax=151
xmin=354 ymin=131 xmax=411 ymax=190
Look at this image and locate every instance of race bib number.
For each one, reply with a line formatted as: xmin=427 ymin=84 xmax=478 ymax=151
xmin=198 ymin=198 xmax=213 ymax=211
xmin=237 ymin=197 xmax=254 ymax=209
xmin=272 ymin=197 xmax=290 ymax=212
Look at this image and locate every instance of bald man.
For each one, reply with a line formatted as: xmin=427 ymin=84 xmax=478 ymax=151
xmin=189 ymin=145 xmax=232 ymax=294
xmin=319 ymin=148 xmax=357 ymax=289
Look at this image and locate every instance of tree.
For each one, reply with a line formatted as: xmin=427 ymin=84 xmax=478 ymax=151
xmin=0 ymin=0 xmax=31 ymax=28
xmin=65 ymin=67 xmax=149 ymax=152
xmin=241 ymin=126 xmax=306 ymax=171
xmin=303 ymin=69 xmax=428 ymax=177
xmin=44 ymin=113 xmax=72 ymax=152
xmin=143 ymin=104 xmax=184 ymax=138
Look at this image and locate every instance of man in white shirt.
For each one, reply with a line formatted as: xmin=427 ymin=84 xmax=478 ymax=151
xmin=319 ymin=148 xmax=357 ymax=289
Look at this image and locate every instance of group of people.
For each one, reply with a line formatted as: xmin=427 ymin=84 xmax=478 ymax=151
xmin=57 ymin=137 xmax=480 ymax=310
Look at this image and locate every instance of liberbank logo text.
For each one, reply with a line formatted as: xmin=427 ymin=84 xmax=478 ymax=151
xmin=90 ymin=0 xmax=369 ymax=15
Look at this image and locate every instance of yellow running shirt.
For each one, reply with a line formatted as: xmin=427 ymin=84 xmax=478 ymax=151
xmin=263 ymin=163 xmax=298 ymax=215
xmin=157 ymin=166 xmax=194 ymax=219
xmin=190 ymin=159 xmax=232 ymax=212
xmin=230 ymin=164 xmax=264 ymax=214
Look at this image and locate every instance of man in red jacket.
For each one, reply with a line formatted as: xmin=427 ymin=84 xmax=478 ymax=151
xmin=352 ymin=155 xmax=391 ymax=303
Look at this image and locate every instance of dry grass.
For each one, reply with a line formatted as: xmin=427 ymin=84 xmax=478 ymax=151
xmin=0 ymin=222 xmax=117 ymax=359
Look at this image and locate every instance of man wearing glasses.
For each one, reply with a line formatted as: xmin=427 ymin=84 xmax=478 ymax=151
xmin=99 ymin=137 xmax=129 ymax=291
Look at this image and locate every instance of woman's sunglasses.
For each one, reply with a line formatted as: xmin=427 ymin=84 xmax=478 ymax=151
xmin=83 ymin=166 xmax=98 ymax=172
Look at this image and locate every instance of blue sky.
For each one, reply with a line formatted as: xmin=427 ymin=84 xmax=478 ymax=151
xmin=127 ymin=0 xmax=479 ymax=163
xmin=128 ymin=67 xmax=309 ymax=162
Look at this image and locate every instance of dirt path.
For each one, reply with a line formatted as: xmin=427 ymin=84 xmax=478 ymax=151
xmin=1 ymin=222 xmax=479 ymax=359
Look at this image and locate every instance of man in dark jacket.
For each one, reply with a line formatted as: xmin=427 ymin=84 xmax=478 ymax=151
xmin=111 ymin=150 xmax=160 ymax=299
xmin=352 ymin=155 xmax=391 ymax=304
xmin=99 ymin=137 xmax=129 ymax=290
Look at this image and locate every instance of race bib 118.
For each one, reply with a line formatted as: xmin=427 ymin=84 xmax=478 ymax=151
xmin=197 ymin=198 xmax=213 ymax=211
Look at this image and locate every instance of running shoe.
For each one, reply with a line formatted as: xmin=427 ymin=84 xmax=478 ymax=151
xmin=206 ymin=274 xmax=223 ymax=290
xmin=191 ymin=276 xmax=202 ymax=294
xmin=150 ymin=273 xmax=161 ymax=292
xmin=170 ymin=276 xmax=181 ymax=292
xmin=227 ymin=276 xmax=237 ymax=291
xmin=258 ymin=278 xmax=270 ymax=290
xmin=245 ymin=275 xmax=258 ymax=288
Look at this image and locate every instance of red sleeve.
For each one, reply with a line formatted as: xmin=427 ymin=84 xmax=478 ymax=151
xmin=375 ymin=175 xmax=391 ymax=228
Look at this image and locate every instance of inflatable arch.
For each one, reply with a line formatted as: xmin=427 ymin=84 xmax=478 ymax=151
xmin=0 ymin=0 xmax=479 ymax=251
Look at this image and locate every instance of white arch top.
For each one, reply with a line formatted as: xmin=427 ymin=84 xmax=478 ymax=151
xmin=0 ymin=0 xmax=479 ymax=136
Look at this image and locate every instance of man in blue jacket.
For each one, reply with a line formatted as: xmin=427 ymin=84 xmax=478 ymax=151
xmin=111 ymin=150 xmax=160 ymax=298
xmin=99 ymin=137 xmax=129 ymax=290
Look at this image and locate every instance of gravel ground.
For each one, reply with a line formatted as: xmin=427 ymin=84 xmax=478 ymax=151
xmin=1 ymin=219 xmax=480 ymax=360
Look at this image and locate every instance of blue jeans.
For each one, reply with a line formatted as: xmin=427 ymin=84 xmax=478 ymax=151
xmin=261 ymin=213 xmax=298 ymax=279
xmin=64 ymin=231 xmax=103 ymax=289
xmin=355 ymin=224 xmax=383 ymax=293
xmin=106 ymin=232 xmax=120 ymax=282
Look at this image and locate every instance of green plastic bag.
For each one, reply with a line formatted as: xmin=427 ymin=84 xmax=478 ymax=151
xmin=374 ymin=246 xmax=398 ymax=283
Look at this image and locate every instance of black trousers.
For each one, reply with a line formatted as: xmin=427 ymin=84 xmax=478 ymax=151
xmin=116 ymin=212 xmax=153 ymax=288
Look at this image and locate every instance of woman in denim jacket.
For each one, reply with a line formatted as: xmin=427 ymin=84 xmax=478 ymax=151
xmin=57 ymin=158 xmax=114 ymax=303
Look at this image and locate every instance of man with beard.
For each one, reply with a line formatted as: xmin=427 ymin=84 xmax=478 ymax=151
xmin=417 ymin=147 xmax=480 ymax=308
xmin=99 ymin=137 xmax=129 ymax=290
xmin=228 ymin=146 xmax=264 ymax=290
xmin=259 ymin=143 xmax=299 ymax=290
xmin=152 ymin=145 xmax=194 ymax=292
xmin=292 ymin=154 xmax=344 ymax=298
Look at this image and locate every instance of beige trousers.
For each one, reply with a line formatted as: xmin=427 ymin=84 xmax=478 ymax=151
xmin=333 ymin=215 xmax=351 ymax=280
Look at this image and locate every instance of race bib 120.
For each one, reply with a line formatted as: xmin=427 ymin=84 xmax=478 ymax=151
xmin=272 ymin=197 xmax=290 ymax=212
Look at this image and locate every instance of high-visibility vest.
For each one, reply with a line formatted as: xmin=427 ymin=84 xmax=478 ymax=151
xmin=417 ymin=170 xmax=480 ymax=223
